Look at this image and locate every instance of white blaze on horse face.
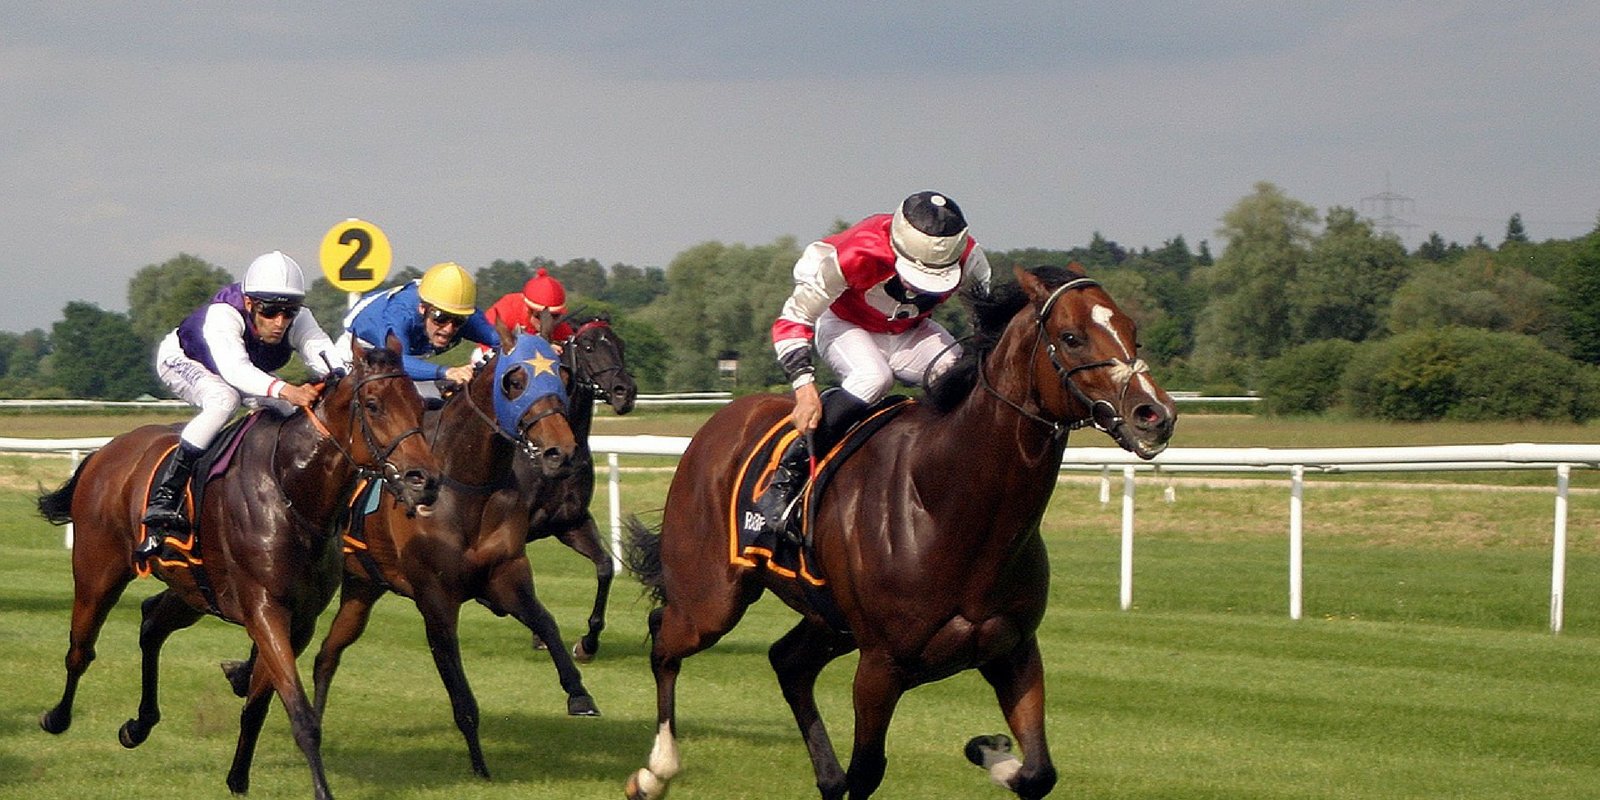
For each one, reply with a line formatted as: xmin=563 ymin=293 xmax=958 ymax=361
xmin=1091 ymin=303 xmax=1163 ymax=399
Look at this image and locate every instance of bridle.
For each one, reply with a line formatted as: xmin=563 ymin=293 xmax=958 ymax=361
xmin=562 ymin=318 xmax=628 ymax=397
xmin=979 ymin=276 xmax=1150 ymax=443
xmin=457 ymin=353 xmax=569 ymax=462
xmin=284 ymin=367 xmax=427 ymax=502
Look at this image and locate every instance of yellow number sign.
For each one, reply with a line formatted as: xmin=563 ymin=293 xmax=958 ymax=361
xmin=319 ymin=218 xmax=393 ymax=292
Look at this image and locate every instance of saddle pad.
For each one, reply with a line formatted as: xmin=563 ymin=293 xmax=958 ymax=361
xmin=727 ymin=395 xmax=916 ymax=584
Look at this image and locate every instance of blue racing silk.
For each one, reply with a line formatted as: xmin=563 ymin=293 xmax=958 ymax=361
xmin=344 ymin=280 xmax=500 ymax=381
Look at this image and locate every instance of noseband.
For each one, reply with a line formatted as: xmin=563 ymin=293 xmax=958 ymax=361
xmin=981 ymin=277 xmax=1150 ymax=442
xmin=298 ymin=369 xmax=427 ymax=498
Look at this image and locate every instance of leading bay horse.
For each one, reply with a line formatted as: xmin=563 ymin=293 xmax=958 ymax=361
xmin=622 ymin=265 xmax=1176 ymax=799
xmin=224 ymin=326 xmax=602 ymax=779
xmin=36 ymin=341 xmax=439 ymax=800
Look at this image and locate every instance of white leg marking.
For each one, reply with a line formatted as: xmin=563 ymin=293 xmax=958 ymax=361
xmin=977 ymin=743 xmax=1024 ymax=788
xmin=648 ymin=721 xmax=681 ymax=780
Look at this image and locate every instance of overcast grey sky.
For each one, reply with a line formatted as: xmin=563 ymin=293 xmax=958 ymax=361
xmin=3 ymin=3 xmax=1597 ymax=334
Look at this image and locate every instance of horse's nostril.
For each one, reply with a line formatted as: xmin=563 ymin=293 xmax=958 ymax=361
xmin=1134 ymin=404 xmax=1163 ymax=426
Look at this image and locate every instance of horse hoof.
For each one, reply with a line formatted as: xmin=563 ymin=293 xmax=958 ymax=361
xmin=227 ymin=771 xmax=249 ymax=795
xmin=964 ymin=733 xmax=1013 ymax=766
xmin=118 ymin=719 xmax=149 ymax=749
xmin=219 ymin=659 xmax=251 ymax=698
xmin=39 ymin=708 xmax=71 ymax=735
xmin=625 ymin=768 xmax=666 ymax=800
xmin=532 ymin=638 xmax=549 ymax=652
xmin=567 ymin=694 xmax=601 ymax=717
xmin=573 ymin=639 xmax=597 ymax=663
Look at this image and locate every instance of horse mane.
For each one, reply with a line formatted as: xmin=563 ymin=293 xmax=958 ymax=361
xmin=924 ymin=264 xmax=1088 ymax=413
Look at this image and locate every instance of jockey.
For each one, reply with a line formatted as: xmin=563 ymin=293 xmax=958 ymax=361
xmin=139 ymin=251 xmax=346 ymax=558
xmin=481 ymin=267 xmax=575 ymax=352
xmin=339 ymin=261 xmax=500 ymax=386
xmin=757 ymin=191 xmax=992 ymax=539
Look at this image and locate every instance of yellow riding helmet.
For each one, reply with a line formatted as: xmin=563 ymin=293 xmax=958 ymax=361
xmin=418 ymin=262 xmax=477 ymax=316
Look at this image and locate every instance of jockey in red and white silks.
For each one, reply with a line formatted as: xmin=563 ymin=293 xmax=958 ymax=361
xmin=771 ymin=192 xmax=991 ymax=432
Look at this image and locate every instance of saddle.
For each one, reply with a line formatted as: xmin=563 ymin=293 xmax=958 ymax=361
xmin=135 ymin=411 xmax=271 ymax=607
xmin=728 ymin=395 xmax=914 ymax=629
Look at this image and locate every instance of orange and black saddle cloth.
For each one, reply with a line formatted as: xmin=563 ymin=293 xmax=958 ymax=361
xmin=726 ymin=395 xmax=915 ymax=586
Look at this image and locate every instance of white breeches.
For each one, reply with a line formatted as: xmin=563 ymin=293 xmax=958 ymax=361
xmin=155 ymin=335 xmax=289 ymax=450
xmin=814 ymin=309 xmax=961 ymax=403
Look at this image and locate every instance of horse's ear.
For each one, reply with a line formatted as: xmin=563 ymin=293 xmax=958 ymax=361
xmin=384 ymin=331 xmax=404 ymax=356
xmin=495 ymin=318 xmax=515 ymax=355
xmin=538 ymin=308 xmax=555 ymax=339
xmin=1014 ymin=265 xmax=1047 ymax=302
xmin=348 ymin=335 xmax=369 ymax=371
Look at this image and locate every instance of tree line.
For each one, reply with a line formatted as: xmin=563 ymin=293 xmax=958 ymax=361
xmin=4 ymin=181 xmax=1599 ymax=421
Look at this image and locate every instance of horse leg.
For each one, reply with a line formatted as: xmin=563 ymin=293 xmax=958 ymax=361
xmin=220 ymin=644 xmax=258 ymax=698
xmin=969 ymin=637 xmax=1057 ymax=800
xmin=412 ymin=588 xmax=492 ymax=779
xmin=550 ymin=513 xmax=613 ymax=662
xmin=311 ymin=578 xmax=386 ymax=719
xmin=843 ymin=649 xmax=907 ymax=799
xmin=40 ymin=552 xmax=132 ymax=735
xmin=770 ymin=619 xmax=857 ymax=800
xmin=626 ymin=589 xmax=756 ymax=800
xmin=118 ymin=590 xmax=203 ymax=748
xmin=483 ymin=558 xmax=599 ymax=717
xmin=227 ymin=649 xmax=276 ymax=796
xmin=229 ymin=606 xmax=334 ymax=800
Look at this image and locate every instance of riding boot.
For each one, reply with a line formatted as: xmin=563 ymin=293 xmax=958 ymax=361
xmin=755 ymin=437 xmax=810 ymax=541
xmin=755 ymin=391 xmax=871 ymax=542
xmin=136 ymin=442 xmax=202 ymax=559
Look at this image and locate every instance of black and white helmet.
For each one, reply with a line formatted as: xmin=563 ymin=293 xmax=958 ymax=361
xmin=889 ymin=191 xmax=969 ymax=293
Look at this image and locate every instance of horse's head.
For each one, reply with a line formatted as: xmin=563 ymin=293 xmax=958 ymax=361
xmin=563 ymin=315 xmax=638 ymax=414
xmin=1016 ymin=265 xmax=1176 ymax=459
xmin=492 ymin=325 xmax=578 ymax=477
xmin=325 ymin=337 xmax=440 ymax=516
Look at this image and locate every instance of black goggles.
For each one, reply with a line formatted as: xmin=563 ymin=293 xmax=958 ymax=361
xmin=256 ymin=302 xmax=302 ymax=319
xmin=425 ymin=306 xmax=468 ymax=327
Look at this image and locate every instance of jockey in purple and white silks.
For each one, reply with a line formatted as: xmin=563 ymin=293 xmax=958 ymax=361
xmin=138 ymin=251 xmax=346 ymax=559
xmin=755 ymin=191 xmax=992 ymax=539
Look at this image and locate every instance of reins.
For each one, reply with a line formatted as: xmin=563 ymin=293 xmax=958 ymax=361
xmin=978 ymin=276 xmax=1149 ymax=443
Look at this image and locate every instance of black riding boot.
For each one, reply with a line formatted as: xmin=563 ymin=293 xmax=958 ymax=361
xmin=755 ymin=438 xmax=811 ymax=541
xmin=755 ymin=391 xmax=871 ymax=542
xmin=136 ymin=442 xmax=202 ymax=559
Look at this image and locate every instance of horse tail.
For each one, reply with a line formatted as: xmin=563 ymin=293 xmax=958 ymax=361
xmin=620 ymin=514 xmax=666 ymax=606
xmin=37 ymin=454 xmax=91 ymax=526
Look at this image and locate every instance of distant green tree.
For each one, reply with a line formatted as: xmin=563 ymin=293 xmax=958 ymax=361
xmin=1414 ymin=232 xmax=1461 ymax=262
xmin=1290 ymin=207 xmax=1410 ymax=343
xmin=126 ymin=253 xmax=232 ymax=346
xmin=1556 ymin=232 xmax=1600 ymax=364
xmin=50 ymin=302 xmax=158 ymax=399
xmin=553 ymin=258 xmax=607 ymax=299
xmin=602 ymin=263 xmax=668 ymax=310
xmin=1194 ymin=182 xmax=1317 ymax=365
xmin=476 ymin=259 xmax=543 ymax=308
xmin=646 ymin=238 xmax=800 ymax=391
xmin=1387 ymin=252 xmax=1562 ymax=349
xmin=1502 ymin=213 xmax=1529 ymax=246
xmin=304 ymin=276 xmax=353 ymax=339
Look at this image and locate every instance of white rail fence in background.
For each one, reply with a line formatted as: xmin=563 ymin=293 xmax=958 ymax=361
xmin=5 ymin=435 xmax=1591 ymax=633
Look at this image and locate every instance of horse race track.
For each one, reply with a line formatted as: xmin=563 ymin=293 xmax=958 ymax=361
xmin=4 ymin=427 xmax=1600 ymax=798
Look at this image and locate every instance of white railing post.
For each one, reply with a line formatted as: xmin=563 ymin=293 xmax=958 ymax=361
xmin=1099 ymin=465 xmax=1111 ymax=504
xmin=1551 ymin=464 xmax=1570 ymax=634
xmin=608 ymin=452 xmax=623 ymax=571
xmin=1289 ymin=465 xmax=1304 ymax=621
xmin=1119 ymin=466 xmax=1136 ymax=611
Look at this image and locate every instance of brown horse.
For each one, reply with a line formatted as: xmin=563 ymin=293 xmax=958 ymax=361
xmin=35 ymin=341 xmax=439 ymax=800
xmin=622 ymin=265 xmax=1176 ymax=799
xmin=223 ymin=326 xmax=606 ymax=779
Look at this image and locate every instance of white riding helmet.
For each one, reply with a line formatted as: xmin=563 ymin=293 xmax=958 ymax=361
xmin=243 ymin=251 xmax=307 ymax=303
xmin=889 ymin=191 xmax=970 ymax=294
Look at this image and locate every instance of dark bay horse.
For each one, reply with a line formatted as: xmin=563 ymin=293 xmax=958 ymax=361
xmin=526 ymin=314 xmax=637 ymax=661
xmin=622 ymin=265 xmax=1177 ymax=799
xmin=223 ymin=326 xmax=608 ymax=779
xmin=36 ymin=341 xmax=439 ymax=800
